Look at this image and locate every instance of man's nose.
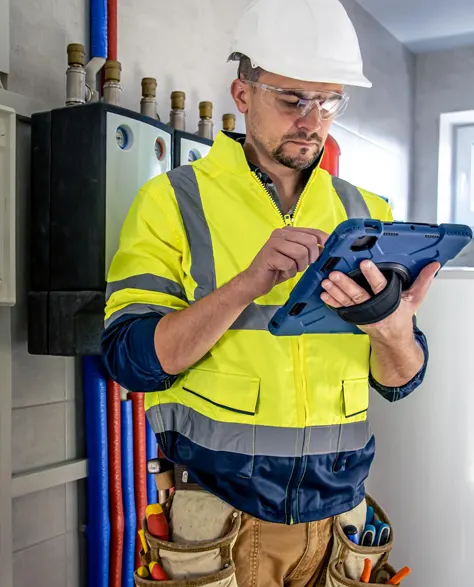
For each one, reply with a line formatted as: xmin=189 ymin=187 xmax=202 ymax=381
xmin=294 ymin=104 xmax=322 ymax=133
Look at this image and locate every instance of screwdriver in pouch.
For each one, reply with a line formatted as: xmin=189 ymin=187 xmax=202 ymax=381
xmin=360 ymin=559 xmax=372 ymax=583
xmin=136 ymin=567 xmax=150 ymax=579
xmin=146 ymin=503 xmax=169 ymax=541
xmin=138 ymin=529 xmax=149 ymax=554
xmin=149 ymin=561 xmax=169 ymax=581
xmin=386 ymin=567 xmax=411 ymax=585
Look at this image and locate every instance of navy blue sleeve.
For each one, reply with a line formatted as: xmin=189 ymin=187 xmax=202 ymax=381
xmin=101 ymin=313 xmax=178 ymax=392
xmin=369 ymin=319 xmax=428 ymax=402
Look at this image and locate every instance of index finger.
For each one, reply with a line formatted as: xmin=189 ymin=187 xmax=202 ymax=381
xmin=282 ymin=227 xmax=330 ymax=247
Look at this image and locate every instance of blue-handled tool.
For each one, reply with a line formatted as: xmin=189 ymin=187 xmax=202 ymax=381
xmin=365 ymin=506 xmax=375 ymax=527
xmin=374 ymin=522 xmax=391 ymax=546
xmin=361 ymin=524 xmax=376 ymax=547
xmin=344 ymin=525 xmax=360 ymax=545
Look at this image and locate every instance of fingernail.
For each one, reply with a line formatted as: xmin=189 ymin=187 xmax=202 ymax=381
xmin=330 ymin=272 xmax=340 ymax=282
xmin=363 ymin=260 xmax=373 ymax=269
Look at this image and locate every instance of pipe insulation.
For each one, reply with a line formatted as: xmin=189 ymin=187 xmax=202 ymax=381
xmin=146 ymin=418 xmax=158 ymax=505
xmin=128 ymin=392 xmax=148 ymax=569
xmin=108 ymin=0 xmax=118 ymax=61
xmin=107 ymin=380 xmax=124 ymax=587
xmin=83 ymin=356 xmax=110 ymax=587
xmin=91 ymin=0 xmax=108 ymax=58
xmin=121 ymin=400 xmax=136 ymax=587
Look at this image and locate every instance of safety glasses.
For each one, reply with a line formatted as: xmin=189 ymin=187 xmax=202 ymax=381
xmin=244 ymin=80 xmax=349 ymax=120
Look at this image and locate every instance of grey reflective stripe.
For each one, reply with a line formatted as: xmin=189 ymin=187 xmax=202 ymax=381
xmin=230 ymin=303 xmax=280 ymax=331
xmin=307 ymin=420 xmax=372 ymax=455
xmin=105 ymin=274 xmax=187 ymax=303
xmin=148 ymin=403 xmax=372 ymax=457
xmin=167 ymin=166 xmax=216 ymax=300
xmin=104 ymin=303 xmax=175 ymax=329
xmin=332 ymin=176 xmax=371 ymax=219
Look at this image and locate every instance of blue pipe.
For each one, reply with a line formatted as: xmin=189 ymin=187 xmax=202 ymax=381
xmin=83 ymin=356 xmax=110 ymax=587
xmin=146 ymin=417 xmax=158 ymax=505
xmin=91 ymin=0 xmax=108 ymax=59
xmin=121 ymin=400 xmax=136 ymax=587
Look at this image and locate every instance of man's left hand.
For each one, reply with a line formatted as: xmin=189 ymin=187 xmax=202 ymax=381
xmin=320 ymin=260 xmax=440 ymax=341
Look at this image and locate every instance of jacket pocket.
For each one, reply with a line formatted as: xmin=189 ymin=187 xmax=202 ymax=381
xmin=178 ymin=369 xmax=260 ymax=479
xmin=182 ymin=368 xmax=260 ymax=416
xmin=343 ymin=378 xmax=369 ymax=422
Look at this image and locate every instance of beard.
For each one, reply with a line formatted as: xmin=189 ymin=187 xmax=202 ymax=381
xmin=248 ymin=120 xmax=324 ymax=171
xmin=271 ymin=131 xmax=324 ymax=170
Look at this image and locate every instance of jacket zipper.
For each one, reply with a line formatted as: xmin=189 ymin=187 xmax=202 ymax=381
xmin=252 ymin=172 xmax=309 ymax=226
xmin=251 ymin=171 xmax=312 ymax=523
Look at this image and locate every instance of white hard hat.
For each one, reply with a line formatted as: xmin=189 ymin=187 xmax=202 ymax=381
xmin=229 ymin=0 xmax=371 ymax=88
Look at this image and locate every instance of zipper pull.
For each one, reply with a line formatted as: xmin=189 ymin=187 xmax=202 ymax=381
xmin=283 ymin=214 xmax=293 ymax=226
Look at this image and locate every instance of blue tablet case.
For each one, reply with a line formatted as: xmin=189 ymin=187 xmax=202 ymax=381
xmin=268 ymin=219 xmax=473 ymax=336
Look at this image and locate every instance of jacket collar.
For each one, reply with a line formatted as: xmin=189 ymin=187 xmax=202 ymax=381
xmin=205 ymin=131 xmax=251 ymax=175
xmin=206 ymin=131 xmax=324 ymax=180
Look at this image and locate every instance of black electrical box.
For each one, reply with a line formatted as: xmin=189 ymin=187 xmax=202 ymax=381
xmin=28 ymin=101 xmax=174 ymax=356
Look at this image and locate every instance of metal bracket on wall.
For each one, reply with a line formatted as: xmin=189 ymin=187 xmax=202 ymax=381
xmin=11 ymin=459 xmax=88 ymax=498
xmin=0 ymin=104 xmax=15 ymax=306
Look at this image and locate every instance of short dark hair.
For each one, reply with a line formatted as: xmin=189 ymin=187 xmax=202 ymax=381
xmin=229 ymin=52 xmax=264 ymax=82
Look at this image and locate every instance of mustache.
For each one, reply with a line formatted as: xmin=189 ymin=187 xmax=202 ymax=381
xmin=283 ymin=132 xmax=322 ymax=144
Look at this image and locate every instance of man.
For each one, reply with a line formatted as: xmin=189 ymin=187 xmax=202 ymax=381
xmin=102 ymin=0 xmax=437 ymax=584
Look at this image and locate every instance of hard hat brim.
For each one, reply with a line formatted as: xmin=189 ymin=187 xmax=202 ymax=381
xmin=227 ymin=51 xmax=372 ymax=88
xmin=228 ymin=52 xmax=372 ymax=89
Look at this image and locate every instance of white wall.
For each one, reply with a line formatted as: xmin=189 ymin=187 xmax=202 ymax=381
xmin=6 ymin=2 xmax=416 ymax=586
xmin=336 ymin=0 xmax=415 ymax=220
xmin=411 ymin=45 xmax=474 ymax=221
xmin=9 ymin=0 xmax=86 ymax=106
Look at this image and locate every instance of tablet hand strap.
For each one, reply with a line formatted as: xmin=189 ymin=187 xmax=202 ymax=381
xmin=334 ymin=270 xmax=403 ymax=325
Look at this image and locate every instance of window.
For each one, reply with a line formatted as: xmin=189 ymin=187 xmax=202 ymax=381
xmin=452 ymin=124 xmax=474 ymax=226
xmin=438 ymin=110 xmax=474 ymax=226
xmin=438 ymin=111 xmax=474 ymax=268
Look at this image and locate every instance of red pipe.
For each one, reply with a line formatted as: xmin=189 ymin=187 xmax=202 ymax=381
xmin=321 ymin=134 xmax=341 ymax=177
xmin=107 ymin=379 xmax=124 ymax=587
xmin=128 ymin=392 xmax=148 ymax=569
xmin=108 ymin=0 xmax=118 ymax=61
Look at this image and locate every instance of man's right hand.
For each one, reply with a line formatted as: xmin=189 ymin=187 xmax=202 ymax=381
xmin=155 ymin=227 xmax=328 ymax=375
xmin=240 ymin=227 xmax=329 ymax=300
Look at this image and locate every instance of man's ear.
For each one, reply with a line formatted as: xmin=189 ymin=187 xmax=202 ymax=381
xmin=231 ymin=79 xmax=250 ymax=115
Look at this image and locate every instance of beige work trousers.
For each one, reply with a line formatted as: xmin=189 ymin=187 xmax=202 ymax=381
xmin=233 ymin=512 xmax=333 ymax=587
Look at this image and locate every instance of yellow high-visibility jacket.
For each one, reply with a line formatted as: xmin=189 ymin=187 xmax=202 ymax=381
xmin=105 ymin=131 xmax=394 ymax=524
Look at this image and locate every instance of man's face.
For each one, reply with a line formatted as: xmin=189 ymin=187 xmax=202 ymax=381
xmin=232 ymin=70 xmax=344 ymax=171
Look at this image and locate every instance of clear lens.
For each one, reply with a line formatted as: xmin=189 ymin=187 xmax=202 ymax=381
xmin=246 ymin=81 xmax=348 ymax=120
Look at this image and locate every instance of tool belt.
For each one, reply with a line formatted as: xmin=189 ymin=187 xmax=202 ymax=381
xmin=134 ymin=490 xmax=240 ymax=587
xmin=323 ymin=495 xmax=399 ymax=586
xmin=144 ymin=458 xmax=404 ymax=586
xmin=146 ymin=458 xmax=201 ymax=494
xmin=173 ymin=464 xmax=202 ymax=492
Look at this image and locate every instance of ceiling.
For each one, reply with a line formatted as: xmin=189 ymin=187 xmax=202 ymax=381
xmin=354 ymin=0 xmax=474 ymax=53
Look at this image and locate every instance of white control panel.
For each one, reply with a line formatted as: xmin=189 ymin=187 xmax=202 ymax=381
xmin=180 ymin=136 xmax=211 ymax=165
xmin=0 ymin=104 xmax=15 ymax=305
xmin=105 ymin=112 xmax=173 ymax=274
